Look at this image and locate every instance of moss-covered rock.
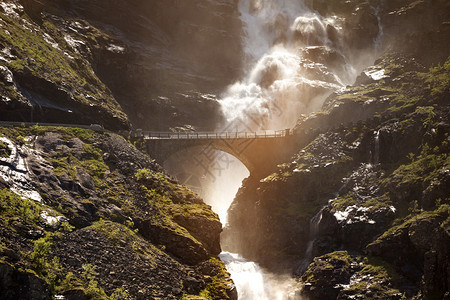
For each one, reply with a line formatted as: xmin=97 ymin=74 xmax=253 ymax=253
xmin=0 ymin=1 xmax=129 ymax=129
xmin=299 ymin=251 xmax=411 ymax=299
xmin=226 ymin=47 xmax=449 ymax=299
xmin=0 ymin=126 xmax=232 ymax=299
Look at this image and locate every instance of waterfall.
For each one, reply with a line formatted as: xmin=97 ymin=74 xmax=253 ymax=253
xmin=220 ymin=252 xmax=297 ymax=300
xmin=370 ymin=4 xmax=384 ymax=52
xmin=374 ymin=129 xmax=380 ymax=164
xmin=215 ymin=0 xmax=367 ymax=298
xmin=295 ymin=208 xmax=323 ymax=275
xmin=219 ymin=0 xmax=357 ymax=131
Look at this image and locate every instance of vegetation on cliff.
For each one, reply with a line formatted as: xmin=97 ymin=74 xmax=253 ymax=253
xmin=0 ymin=126 xmax=234 ymax=299
xmin=0 ymin=1 xmax=130 ymax=129
xmin=225 ymin=43 xmax=449 ymax=300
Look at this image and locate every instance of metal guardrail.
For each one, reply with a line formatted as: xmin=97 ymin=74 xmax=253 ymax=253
xmin=141 ymin=129 xmax=292 ymax=140
xmin=0 ymin=121 xmax=293 ymax=140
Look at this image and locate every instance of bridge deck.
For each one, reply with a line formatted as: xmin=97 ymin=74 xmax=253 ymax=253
xmin=142 ymin=129 xmax=291 ymax=140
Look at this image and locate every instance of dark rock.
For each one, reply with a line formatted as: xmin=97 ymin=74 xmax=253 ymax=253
xmin=0 ymin=262 xmax=51 ymax=300
xmin=62 ymin=288 xmax=90 ymax=300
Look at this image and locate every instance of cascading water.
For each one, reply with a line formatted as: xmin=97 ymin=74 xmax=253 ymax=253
xmin=295 ymin=208 xmax=323 ymax=275
xmin=219 ymin=0 xmax=358 ymax=132
xmin=374 ymin=129 xmax=381 ymax=164
xmin=370 ymin=4 xmax=384 ymax=53
xmin=214 ymin=1 xmax=360 ymax=299
xmin=207 ymin=0 xmax=383 ymax=298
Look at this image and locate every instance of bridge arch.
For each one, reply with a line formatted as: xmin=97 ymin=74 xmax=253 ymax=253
xmin=147 ymin=140 xmax=256 ymax=173
xmin=145 ymin=134 xmax=297 ymax=176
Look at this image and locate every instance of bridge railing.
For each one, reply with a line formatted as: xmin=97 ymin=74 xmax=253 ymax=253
xmin=142 ymin=129 xmax=292 ymax=140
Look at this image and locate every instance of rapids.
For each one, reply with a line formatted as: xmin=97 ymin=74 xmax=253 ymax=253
xmin=214 ymin=0 xmax=381 ymax=298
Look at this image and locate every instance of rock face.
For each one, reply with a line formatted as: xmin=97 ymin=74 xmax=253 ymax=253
xmin=224 ymin=0 xmax=450 ymax=298
xmin=0 ymin=0 xmax=242 ymax=131
xmin=0 ymin=126 xmax=236 ymax=299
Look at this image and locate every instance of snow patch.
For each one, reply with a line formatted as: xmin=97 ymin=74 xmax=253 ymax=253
xmin=333 ymin=205 xmax=376 ymax=225
xmin=0 ymin=2 xmax=23 ymax=18
xmin=0 ymin=137 xmax=42 ymax=202
xmin=364 ymin=66 xmax=389 ymax=81
xmin=43 ymin=33 xmax=59 ymax=49
xmin=40 ymin=211 xmax=67 ymax=227
xmin=64 ymin=35 xmax=86 ymax=53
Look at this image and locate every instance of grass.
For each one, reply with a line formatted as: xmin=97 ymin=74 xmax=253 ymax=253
xmin=198 ymin=256 xmax=234 ymax=300
xmin=90 ymin=219 xmax=159 ymax=265
xmin=0 ymin=188 xmax=43 ymax=229
xmin=0 ymin=140 xmax=11 ymax=157
xmin=372 ymin=204 xmax=449 ymax=246
xmin=343 ymin=256 xmax=402 ymax=297
xmin=0 ymin=9 xmax=128 ymax=124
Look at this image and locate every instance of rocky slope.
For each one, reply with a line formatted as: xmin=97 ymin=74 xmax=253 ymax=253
xmin=1 ymin=0 xmax=242 ymax=131
xmin=224 ymin=0 xmax=450 ymax=298
xmin=0 ymin=126 xmax=236 ymax=299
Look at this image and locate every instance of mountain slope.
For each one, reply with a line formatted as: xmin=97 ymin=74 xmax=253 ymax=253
xmin=0 ymin=126 xmax=236 ymax=299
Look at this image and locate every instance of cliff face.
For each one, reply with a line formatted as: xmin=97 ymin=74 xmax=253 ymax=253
xmin=0 ymin=126 xmax=236 ymax=299
xmin=224 ymin=0 xmax=450 ymax=298
xmin=1 ymin=0 xmax=242 ymax=130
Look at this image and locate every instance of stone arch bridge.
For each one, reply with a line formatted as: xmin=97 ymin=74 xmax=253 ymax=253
xmin=142 ymin=130 xmax=297 ymax=175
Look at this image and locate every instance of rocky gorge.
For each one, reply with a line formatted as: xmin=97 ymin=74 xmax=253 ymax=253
xmin=0 ymin=0 xmax=449 ymax=299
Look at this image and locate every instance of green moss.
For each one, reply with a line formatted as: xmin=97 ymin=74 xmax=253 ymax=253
xmin=332 ymin=194 xmax=356 ymax=211
xmin=90 ymin=220 xmax=159 ymax=264
xmin=361 ymin=256 xmax=400 ymax=281
xmin=135 ymin=168 xmax=220 ymax=240
xmin=302 ymin=251 xmax=352 ymax=284
xmin=344 ymin=256 xmax=402 ymax=297
xmin=375 ymin=204 xmax=450 ymax=241
xmin=419 ymin=56 xmax=450 ymax=97
xmin=198 ymin=257 xmax=234 ymax=300
xmin=0 ymin=188 xmax=43 ymax=229
xmin=0 ymin=140 xmax=11 ymax=157
xmin=324 ymin=250 xmax=352 ymax=264
xmin=0 ymin=11 xmax=127 ymax=124
xmin=389 ymin=152 xmax=449 ymax=187
xmin=0 ymin=126 xmax=95 ymax=145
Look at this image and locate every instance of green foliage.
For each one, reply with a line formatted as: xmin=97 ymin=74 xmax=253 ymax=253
xmin=419 ymin=56 xmax=450 ymax=97
xmin=390 ymin=152 xmax=449 ymax=187
xmin=109 ymin=287 xmax=130 ymax=300
xmin=0 ymin=140 xmax=11 ymax=157
xmin=81 ymin=264 xmax=108 ymax=299
xmin=28 ymin=234 xmax=53 ymax=274
xmin=198 ymin=257 xmax=234 ymax=300
xmin=0 ymin=188 xmax=42 ymax=228
xmin=414 ymin=106 xmax=437 ymax=129
xmin=0 ymin=11 xmax=127 ymax=123
xmin=90 ymin=220 xmax=158 ymax=263
xmin=26 ymin=233 xmax=73 ymax=293
xmin=344 ymin=256 xmax=402 ymax=297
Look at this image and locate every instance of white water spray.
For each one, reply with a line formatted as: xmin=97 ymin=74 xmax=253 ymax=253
xmin=216 ymin=1 xmax=359 ymax=299
xmin=214 ymin=0 xmax=381 ymax=298
xmin=219 ymin=0 xmax=357 ymax=131
xmin=220 ymin=252 xmax=298 ymax=300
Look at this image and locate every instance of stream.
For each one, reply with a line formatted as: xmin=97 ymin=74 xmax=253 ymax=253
xmin=165 ymin=0 xmax=380 ymax=297
xmin=214 ymin=0 xmax=365 ymax=298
